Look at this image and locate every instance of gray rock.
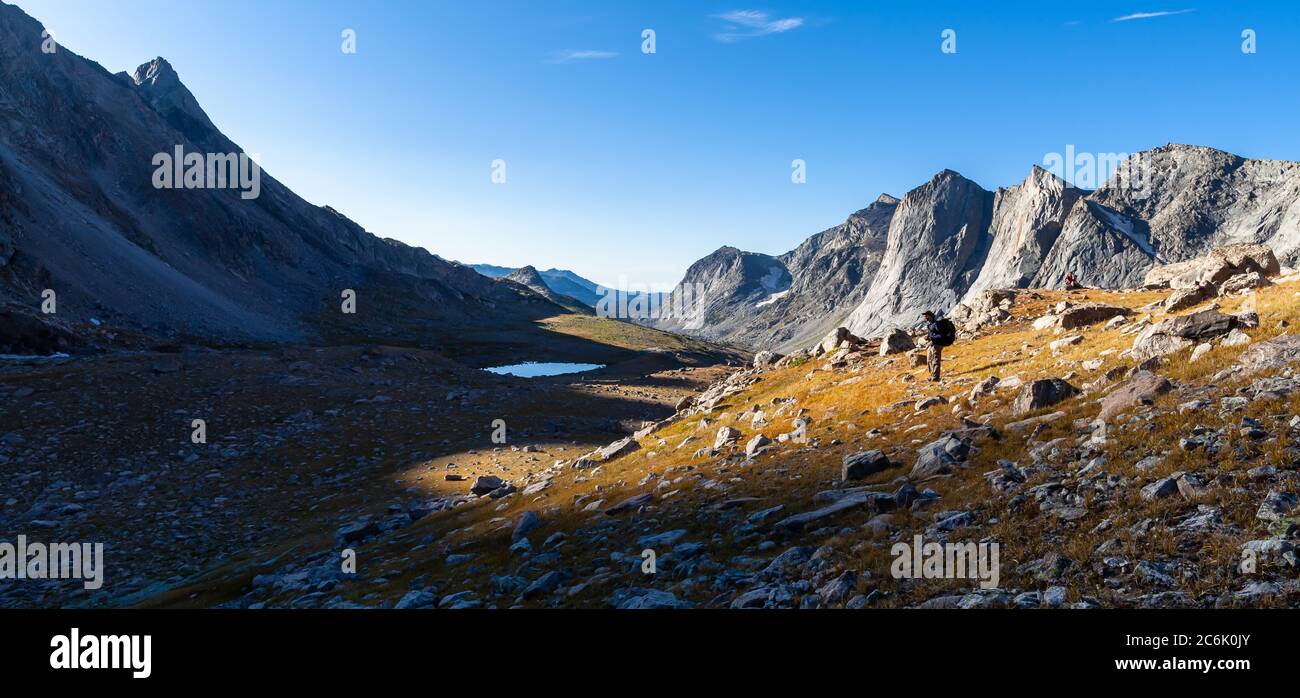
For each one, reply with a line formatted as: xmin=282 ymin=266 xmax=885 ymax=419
xmin=879 ymin=328 xmax=916 ymax=355
xmin=615 ymin=588 xmax=693 ymax=609
xmin=336 ymin=518 xmax=380 ymax=544
xmin=816 ymin=571 xmax=859 ymax=604
xmin=910 ymin=435 xmax=971 ymax=479
xmin=1163 ymin=281 xmax=1216 ymax=312
xmin=1012 ymin=378 xmax=1079 ymax=416
xmin=1257 ymin=491 xmax=1298 ymax=523
xmin=394 ymin=590 xmax=439 ymax=609
xmin=512 ymin=510 xmax=542 ymax=542
xmin=1097 ymin=371 xmax=1174 ymax=421
xmin=1141 ymin=474 xmax=1182 ymax=501
xmin=637 ymin=529 xmax=686 ymax=547
xmin=598 ymin=437 xmax=640 ymax=460
xmin=774 ymin=493 xmax=889 ymax=533
xmin=714 ymin=426 xmax=742 ymax=449
xmin=841 ymin=449 xmax=892 ymax=481
xmin=521 ymin=570 xmax=573 ymax=600
xmin=604 ymin=493 xmax=653 ymax=516
xmin=470 ymin=475 xmax=504 ymax=496
xmin=1057 ymin=303 xmax=1132 ymax=330
xmin=1238 ymin=335 xmax=1300 ymax=374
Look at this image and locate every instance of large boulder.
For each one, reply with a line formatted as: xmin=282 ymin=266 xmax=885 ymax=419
xmin=1129 ymin=308 xmax=1246 ymax=361
xmin=1012 ymin=378 xmax=1079 ymax=416
xmin=1163 ymin=282 xmax=1216 ymax=312
xmin=714 ymin=426 xmax=742 ymax=449
xmin=753 ymin=350 xmax=784 ymax=370
xmin=1097 ymin=371 xmax=1175 ymax=421
xmin=879 ymin=328 xmax=916 ymax=356
xmin=1159 ymin=308 xmax=1245 ymax=339
xmin=816 ymin=327 xmax=864 ymax=356
xmin=1144 ymin=244 xmax=1281 ymax=289
xmin=1128 ymin=333 xmax=1193 ymax=363
xmin=1057 ymin=303 xmax=1132 ymax=330
xmin=1213 ymin=244 xmax=1282 ymax=277
xmin=950 ymin=289 xmax=1017 ymax=331
xmin=599 ymin=437 xmax=640 ymax=460
xmin=842 ymin=449 xmax=892 ymax=481
xmin=471 ymin=475 xmax=505 ymax=496
xmin=1238 ymin=335 xmax=1300 ymax=375
xmin=910 ymin=435 xmax=972 ymax=479
xmin=1219 ymin=271 xmax=1271 ymax=295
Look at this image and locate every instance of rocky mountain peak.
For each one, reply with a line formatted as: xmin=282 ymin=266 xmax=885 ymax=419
xmin=1024 ymin=164 xmax=1068 ymax=189
xmin=131 ymin=56 xmax=178 ymax=88
xmin=127 ymin=56 xmax=221 ymax=148
xmin=505 ymin=265 xmax=545 ymax=286
xmin=843 ymin=171 xmax=994 ymax=336
xmin=959 ymin=166 xmax=1084 ymax=303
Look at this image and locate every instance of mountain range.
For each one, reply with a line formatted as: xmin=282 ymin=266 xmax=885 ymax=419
xmin=467 ymin=264 xmax=602 ymax=307
xmin=654 ymin=145 xmax=1300 ymax=351
xmin=6 ymin=0 xmax=1300 ymax=363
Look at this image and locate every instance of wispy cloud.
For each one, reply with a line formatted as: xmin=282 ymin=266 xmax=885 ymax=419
xmin=713 ymin=9 xmax=805 ymax=43
xmin=1111 ymin=9 xmax=1196 ymax=22
xmin=546 ymin=49 xmax=618 ymax=64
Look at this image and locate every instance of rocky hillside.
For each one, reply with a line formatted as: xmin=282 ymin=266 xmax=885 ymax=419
xmin=84 ymin=245 xmax=1298 ymax=610
xmin=653 ymin=195 xmax=897 ymax=352
xmin=0 ymin=2 xmax=571 ymax=355
xmin=664 ymin=145 xmax=1300 ymax=350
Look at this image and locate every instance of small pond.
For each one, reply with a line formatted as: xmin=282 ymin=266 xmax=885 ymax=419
xmin=483 ymin=362 xmax=605 ymax=378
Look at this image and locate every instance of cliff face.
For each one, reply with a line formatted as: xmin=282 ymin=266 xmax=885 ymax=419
xmin=843 ymin=171 xmax=995 ymax=337
xmin=960 ymin=166 xmax=1083 ymax=303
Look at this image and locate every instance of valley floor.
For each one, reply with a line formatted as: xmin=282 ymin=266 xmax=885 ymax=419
xmin=3 ymin=282 xmax=1300 ymax=609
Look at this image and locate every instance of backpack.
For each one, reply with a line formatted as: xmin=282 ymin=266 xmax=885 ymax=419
xmin=933 ymin=318 xmax=956 ymax=347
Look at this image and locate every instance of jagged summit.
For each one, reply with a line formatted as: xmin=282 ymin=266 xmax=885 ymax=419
xmin=125 ymin=56 xmax=223 ymax=149
xmin=130 ymin=56 xmax=178 ymax=86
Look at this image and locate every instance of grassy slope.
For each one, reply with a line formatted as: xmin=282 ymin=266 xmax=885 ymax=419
xmin=165 ymin=279 xmax=1300 ymax=609
xmin=539 ymin=314 xmax=746 ymax=357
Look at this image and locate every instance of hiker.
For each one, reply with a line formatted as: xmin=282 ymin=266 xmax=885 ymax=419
xmin=922 ymin=311 xmax=956 ymax=382
xmin=1064 ymin=271 xmax=1081 ymax=291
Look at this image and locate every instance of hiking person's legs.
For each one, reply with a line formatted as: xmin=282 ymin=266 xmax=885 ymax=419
xmin=927 ymin=344 xmax=942 ymax=381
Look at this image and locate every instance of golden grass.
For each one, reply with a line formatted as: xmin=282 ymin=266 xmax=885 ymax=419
xmin=189 ymin=279 xmax=1300 ymax=608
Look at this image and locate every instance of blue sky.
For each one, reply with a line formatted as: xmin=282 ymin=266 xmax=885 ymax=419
xmin=17 ymin=0 xmax=1300 ymax=288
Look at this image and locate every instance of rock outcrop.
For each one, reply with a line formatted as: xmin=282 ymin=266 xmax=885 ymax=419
xmin=1144 ymin=244 xmax=1281 ymax=290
